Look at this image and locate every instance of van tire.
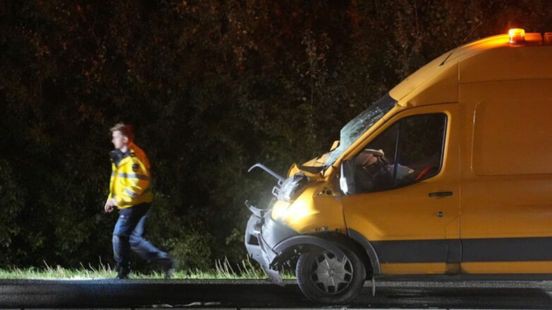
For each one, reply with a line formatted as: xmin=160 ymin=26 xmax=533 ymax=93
xmin=296 ymin=245 xmax=366 ymax=304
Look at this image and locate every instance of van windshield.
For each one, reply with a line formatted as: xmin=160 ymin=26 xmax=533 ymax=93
xmin=325 ymin=94 xmax=396 ymax=166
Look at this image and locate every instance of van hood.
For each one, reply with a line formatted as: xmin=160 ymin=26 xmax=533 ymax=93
xmin=287 ymin=153 xmax=330 ymax=178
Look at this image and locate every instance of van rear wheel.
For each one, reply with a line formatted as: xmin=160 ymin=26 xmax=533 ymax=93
xmin=296 ymin=246 xmax=366 ymax=304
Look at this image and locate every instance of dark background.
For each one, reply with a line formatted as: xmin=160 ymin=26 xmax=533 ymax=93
xmin=1 ymin=0 xmax=550 ymax=272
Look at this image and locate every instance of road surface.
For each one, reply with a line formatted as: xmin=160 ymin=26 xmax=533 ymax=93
xmin=1 ymin=278 xmax=552 ymax=308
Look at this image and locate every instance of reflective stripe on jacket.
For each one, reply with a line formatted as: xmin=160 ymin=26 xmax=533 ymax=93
xmin=108 ymin=143 xmax=153 ymax=208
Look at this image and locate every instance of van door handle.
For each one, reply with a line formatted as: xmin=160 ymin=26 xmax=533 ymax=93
xmin=428 ymin=191 xmax=453 ymax=198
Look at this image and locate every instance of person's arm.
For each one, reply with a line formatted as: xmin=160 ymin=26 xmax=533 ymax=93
xmin=104 ymin=163 xmax=117 ymax=213
xmin=108 ymin=163 xmax=116 ymax=199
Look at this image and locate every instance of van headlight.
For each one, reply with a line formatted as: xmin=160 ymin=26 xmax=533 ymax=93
xmin=271 ymin=197 xmax=318 ymax=225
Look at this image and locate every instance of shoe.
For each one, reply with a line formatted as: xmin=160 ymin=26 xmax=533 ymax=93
xmin=160 ymin=257 xmax=175 ymax=279
xmin=115 ymin=271 xmax=129 ymax=280
xmin=115 ymin=265 xmax=130 ymax=280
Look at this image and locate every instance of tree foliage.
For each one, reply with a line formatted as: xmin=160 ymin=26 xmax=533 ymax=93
xmin=1 ymin=0 xmax=551 ymax=270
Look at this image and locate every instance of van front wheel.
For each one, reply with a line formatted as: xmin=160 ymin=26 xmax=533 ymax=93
xmin=296 ymin=246 xmax=366 ymax=304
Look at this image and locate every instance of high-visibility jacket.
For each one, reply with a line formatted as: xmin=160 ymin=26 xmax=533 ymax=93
xmin=108 ymin=143 xmax=153 ymax=208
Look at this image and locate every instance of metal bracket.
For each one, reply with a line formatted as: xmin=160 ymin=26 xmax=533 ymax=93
xmin=372 ymin=276 xmax=376 ymax=296
xmin=244 ymin=200 xmax=264 ymax=218
xmin=248 ymin=163 xmax=284 ymax=183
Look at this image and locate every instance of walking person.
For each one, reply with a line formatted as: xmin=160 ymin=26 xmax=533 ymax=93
xmin=104 ymin=122 xmax=174 ymax=279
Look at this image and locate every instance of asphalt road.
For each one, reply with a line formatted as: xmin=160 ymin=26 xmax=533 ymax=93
xmin=2 ymin=279 xmax=552 ymax=309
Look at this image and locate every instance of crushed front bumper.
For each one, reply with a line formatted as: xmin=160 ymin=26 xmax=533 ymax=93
xmin=244 ymin=204 xmax=297 ymax=284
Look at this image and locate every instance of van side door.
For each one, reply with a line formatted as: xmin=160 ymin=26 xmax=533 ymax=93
xmin=341 ymin=103 xmax=461 ymax=275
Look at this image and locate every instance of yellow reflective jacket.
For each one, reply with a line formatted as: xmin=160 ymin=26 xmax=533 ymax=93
xmin=108 ymin=143 xmax=153 ymax=208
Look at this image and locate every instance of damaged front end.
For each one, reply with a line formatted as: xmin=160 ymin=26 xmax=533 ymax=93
xmin=244 ymin=163 xmax=311 ymax=283
xmin=244 ymin=201 xmax=295 ymax=284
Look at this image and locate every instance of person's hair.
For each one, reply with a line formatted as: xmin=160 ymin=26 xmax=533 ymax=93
xmin=110 ymin=123 xmax=135 ymax=141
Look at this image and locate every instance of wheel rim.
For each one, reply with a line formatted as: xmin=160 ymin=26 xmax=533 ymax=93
xmin=310 ymin=251 xmax=353 ymax=294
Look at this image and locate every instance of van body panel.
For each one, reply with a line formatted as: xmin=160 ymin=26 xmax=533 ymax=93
xmin=458 ymin=77 xmax=552 ymax=272
xmin=389 ymin=34 xmax=513 ymax=102
xmin=461 ymin=237 xmax=552 ymax=262
xmin=389 ymin=52 xmax=455 ymax=103
xmin=381 ymin=263 xmax=454 ymax=275
xmin=462 ymin=262 xmax=552 ymax=274
xmin=460 ymin=176 xmax=552 ymax=240
xmin=459 ymin=46 xmax=552 ymax=82
xmin=272 ymin=184 xmax=346 ymax=234
xmin=391 ymin=65 xmax=457 ymax=110
xmin=390 ymin=34 xmax=549 ymax=104
xmin=460 ymin=80 xmax=552 ymax=176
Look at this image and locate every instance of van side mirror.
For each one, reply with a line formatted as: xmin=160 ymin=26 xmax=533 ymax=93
xmin=339 ymin=159 xmax=356 ymax=195
xmin=330 ymin=140 xmax=340 ymax=152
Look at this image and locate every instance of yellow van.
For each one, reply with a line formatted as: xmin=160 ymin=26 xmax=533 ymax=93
xmin=245 ymin=29 xmax=552 ymax=303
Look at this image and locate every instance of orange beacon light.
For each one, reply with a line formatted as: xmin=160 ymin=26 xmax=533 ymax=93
xmin=508 ymin=28 xmax=526 ymax=44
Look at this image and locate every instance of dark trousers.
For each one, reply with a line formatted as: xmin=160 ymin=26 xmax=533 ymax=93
xmin=112 ymin=203 xmax=169 ymax=274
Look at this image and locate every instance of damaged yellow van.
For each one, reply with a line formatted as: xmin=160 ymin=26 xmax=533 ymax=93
xmin=245 ymin=29 xmax=552 ymax=303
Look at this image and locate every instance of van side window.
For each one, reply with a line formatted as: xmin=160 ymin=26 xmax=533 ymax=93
xmin=353 ymin=113 xmax=446 ymax=193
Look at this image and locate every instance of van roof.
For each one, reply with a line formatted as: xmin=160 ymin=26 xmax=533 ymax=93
xmin=389 ymin=32 xmax=552 ymax=105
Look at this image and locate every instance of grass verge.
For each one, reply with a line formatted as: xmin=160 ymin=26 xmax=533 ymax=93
xmin=0 ymin=257 xmax=295 ymax=280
